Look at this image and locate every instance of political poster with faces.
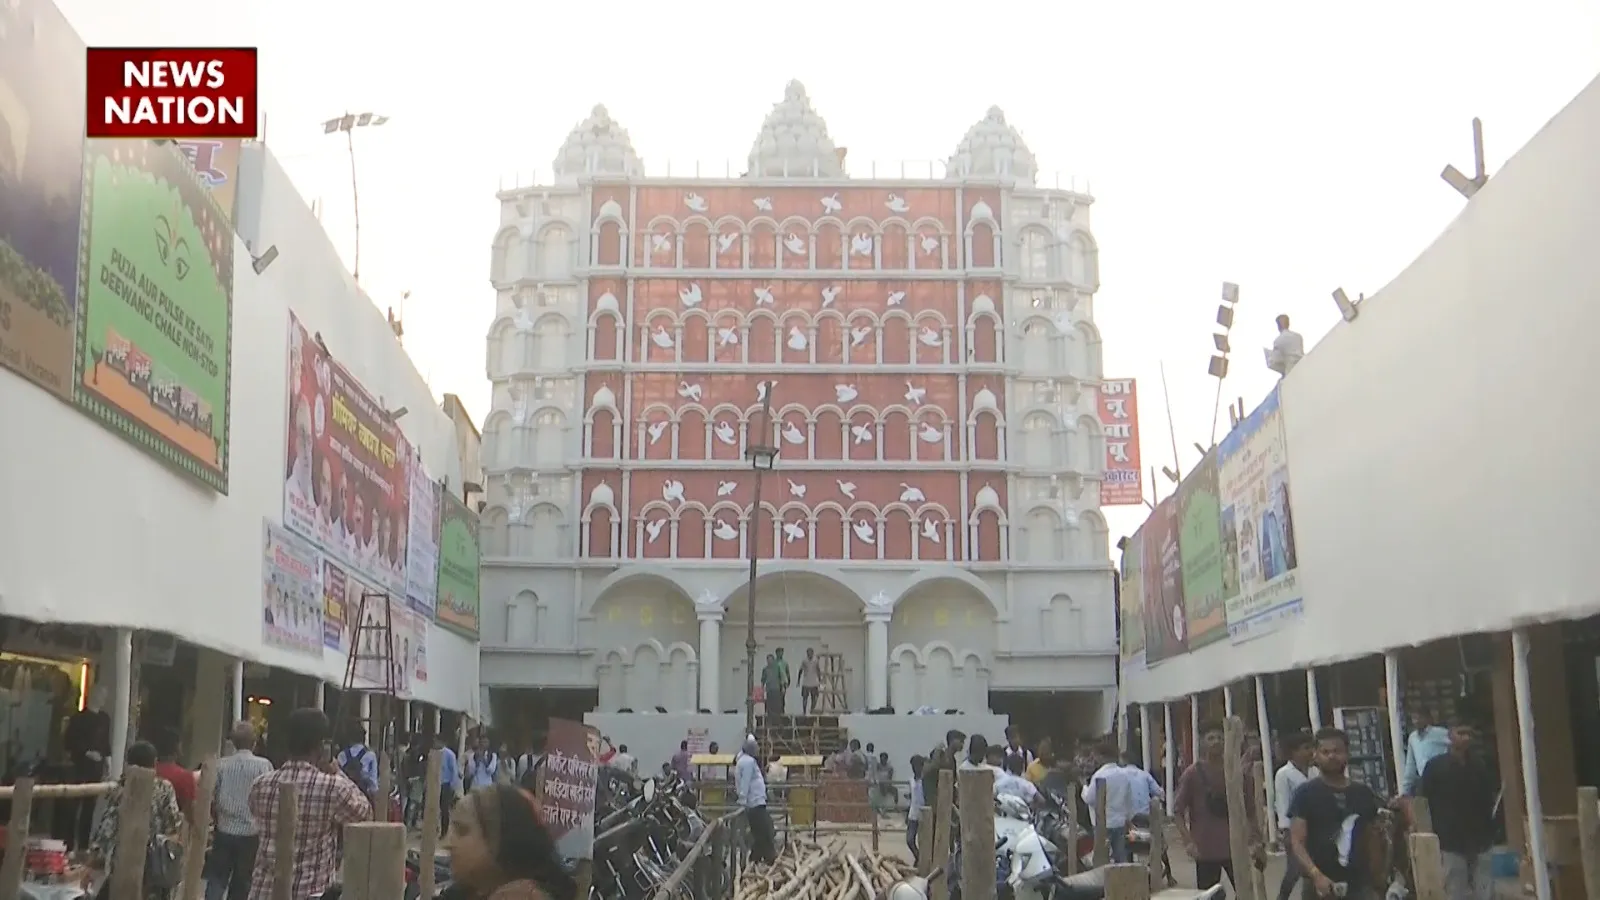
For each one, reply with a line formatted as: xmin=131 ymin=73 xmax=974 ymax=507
xmin=262 ymin=522 xmax=323 ymax=655
xmin=283 ymin=311 xmax=412 ymax=595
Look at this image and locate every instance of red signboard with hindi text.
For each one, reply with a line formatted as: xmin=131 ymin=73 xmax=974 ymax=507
xmin=1098 ymin=378 xmax=1144 ymax=506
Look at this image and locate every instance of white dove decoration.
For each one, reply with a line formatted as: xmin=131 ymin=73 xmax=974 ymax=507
xmin=919 ymin=234 xmax=940 ymax=255
xmin=886 ymin=290 xmax=905 ymax=307
xmin=651 ymin=233 xmax=673 ymax=255
xmin=651 ymin=327 xmax=676 ymax=350
xmin=1052 ymin=310 xmax=1074 ymax=334
xmin=645 ymin=518 xmax=666 ymax=544
xmin=837 ymin=480 xmax=858 ymax=499
xmin=921 ymin=517 xmax=942 ymax=544
xmin=717 ymin=480 xmax=738 ymax=497
xmin=918 ymin=327 xmax=943 ymax=347
xmin=904 ymin=382 xmax=926 ymax=404
xmin=783 ymin=520 xmax=807 ymax=544
xmin=512 ymin=308 xmax=535 ymax=333
xmin=714 ymin=421 xmax=738 ymax=446
xmin=781 ymin=423 xmax=806 ymax=445
xmin=821 ymin=193 xmax=843 ymax=214
xmin=756 ymin=380 xmax=774 ymax=404
xmin=835 ymin=384 xmax=859 ymax=403
xmin=787 ymin=479 xmax=807 ymax=499
xmin=783 ymin=233 xmax=806 ymax=256
xmin=850 ymin=233 xmax=874 ymax=257
xmin=677 ymin=381 xmax=703 ymax=402
xmin=684 ymin=193 xmax=709 ymax=212
xmin=899 ymin=483 xmax=927 ymax=504
xmin=753 ymin=196 xmax=773 ymax=211
xmin=885 ymin=194 xmax=910 ymax=214
xmin=646 ymin=420 xmax=668 ymax=445
xmin=678 ymin=283 xmax=703 ymax=307
xmin=753 ymin=286 xmax=775 ymax=306
xmin=919 ymin=423 xmax=944 ymax=443
xmin=786 ymin=326 xmax=808 ymax=352
xmin=662 ymin=480 xmax=686 ymax=504
xmin=850 ymin=326 xmax=872 ymax=348
xmin=851 ymin=424 xmax=874 ymax=445
xmin=820 ymin=285 xmax=841 ymax=307
xmin=717 ymin=327 xmax=740 ymax=348
xmin=713 ymin=519 xmax=739 ymax=541
xmin=852 ymin=519 xmax=876 ymax=545
xmin=716 ymin=232 xmax=738 ymax=254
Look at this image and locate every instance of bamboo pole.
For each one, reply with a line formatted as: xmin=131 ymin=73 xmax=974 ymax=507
xmin=1094 ymin=778 xmax=1110 ymax=866
xmin=1578 ymin=786 xmax=1600 ymax=900
xmin=1066 ymin=780 xmax=1081 ymax=875
xmin=1407 ymin=832 xmax=1447 ymax=900
xmin=929 ymin=770 xmax=954 ymax=900
xmin=0 ymin=781 xmax=116 ymax=799
xmin=958 ymin=768 xmax=996 ymax=900
xmin=420 ymin=748 xmax=444 ymax=898
xmin=271 ymin=782 xmax=298 ymax=900
xmin=1106 ymin=863 xmax=1152 ymax=900
xmin=179 ymin=757 xmax=220 ymax=900
xmin=0 ymin=778 xmax=35 ymax=898
xmin=1223 ymin=716 xmax=1258 ymax=900
xmin=109 ymin=767 xmax=156 ymax=900
xmin=342 ymin=821 xmax=407 ymax=900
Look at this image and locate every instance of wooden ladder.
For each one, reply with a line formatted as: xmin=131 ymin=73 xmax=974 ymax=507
xmin=816 ymin=652 xmax=848 ymax=714
xmin=334 ymin=589 xmax=400 ymax=820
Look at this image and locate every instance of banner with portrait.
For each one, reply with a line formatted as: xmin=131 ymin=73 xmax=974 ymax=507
xmin=283 ymin=311 xmax=411 ymax=595
xmin=262 ymin=521 xmax=324 ymax=655
xmin=537 ymin=718 xmax=600 ymax=860
xmin=1218 ymin=387 xmax=1303 ymax=643
xmin=1141 ymin=496 xmax=1188 ymax=664
xmin=405 ymin=452 xmax=441 ymax=618
xmin=385 ymin=598 xmax=430 ymax=698
xmin=74 ymin=139 xmax=234 ymax=491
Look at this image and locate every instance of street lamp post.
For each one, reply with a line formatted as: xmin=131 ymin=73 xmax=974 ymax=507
xmin=743 ymin=384 xmax=778 ymax=738
xmin=321 ymin=112 xmax=390 ymax=285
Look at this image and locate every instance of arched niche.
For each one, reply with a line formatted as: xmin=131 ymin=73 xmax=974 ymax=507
xmin=537 ymin=223 xmax=572 ymax=280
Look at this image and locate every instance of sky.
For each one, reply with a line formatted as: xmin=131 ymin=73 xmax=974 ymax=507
xmin=55 ymin=0 xmax=1600 ymax=543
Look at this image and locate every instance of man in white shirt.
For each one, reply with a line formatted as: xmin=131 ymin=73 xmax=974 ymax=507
xmin=995 ymin=755 xmax=1041 ymax=808
xmin=1267 ymin=314 xmax=1305 ymax=376
xmin=1124 ymin=757 xmax=1171 ymax=884
xmin=611 ymin=744 xmax=637 ymax=776
xmin=734 ymin=736 xmax=775 ymax=863
xmin=1082 ymin=742 xmax=1137 ymax=863
xmin=1273 ymin=732 xmax=1319 ymax=900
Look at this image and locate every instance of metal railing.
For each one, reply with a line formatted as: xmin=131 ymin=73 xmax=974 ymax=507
xmin=650 ymin=807 xmax=748 ymax=900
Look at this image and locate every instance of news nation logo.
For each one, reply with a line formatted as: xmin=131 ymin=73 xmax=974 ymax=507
xmin=86 ymin=47 xmax=258 ymax=139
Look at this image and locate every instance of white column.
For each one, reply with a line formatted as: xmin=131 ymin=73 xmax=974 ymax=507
xmin=232 ymin=660 xmax=245 ymax=723
xmin=316 ymin=681 xmax=327 ymax=713
xmin=1511 ymin=629 xmax=1553 ymax=900
xmin=1306 ymin=667 xmax=1323 ymax=729
xmin=1223 ymin=683 xmax=1235 ymax=717
xmin=1383 ymin=652 xmax=1406 ymax=795
xmin=1255 ymin=675 xmax=1279 ymax=849
xmin=1189 ymin=695 xmax=1200 ymax=763
xmin=698 ymin=612 xmax=722 ymax=713
xmin=1138 ymin=704 xmax=1154 ymax=772
xmin=108 ymin=628 xmax=133 ymax=778
xmin=865 ymin=613 xmax=890 ymax=711
xmin=1163 ymin=702 xmax=1177 ymax=814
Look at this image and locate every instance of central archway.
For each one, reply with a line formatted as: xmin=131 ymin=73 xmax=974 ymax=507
xmin=588 ymin=568 xmax=697 ymax=713
xmin=718 ymin=568 xmax=865 ymax=715
xmin=888 ymin=573 xmax=998 ymax=714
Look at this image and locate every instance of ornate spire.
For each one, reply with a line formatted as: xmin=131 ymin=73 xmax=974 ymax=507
xmin=946 ymin=106 xmax=1038 ymax=185
xmin=746 ymin=80 xmax=846 ymax=179
xmin=552 ymin=104 xmax=642 ymax=181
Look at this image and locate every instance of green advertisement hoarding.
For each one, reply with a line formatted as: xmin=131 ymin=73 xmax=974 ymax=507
xmin=1178 ymin=450 xmax=1227 ymax=647
xmin=436 ymin=490 xmax=480 ymax=638
xmin=74 ymin=139 xmax=234 ymax=491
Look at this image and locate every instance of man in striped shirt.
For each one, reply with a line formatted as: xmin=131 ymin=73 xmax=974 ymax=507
xmin=206 ymin=721 xmax=274 ymax=900
xmin=248 ymin=708 xmax=371 ymax=900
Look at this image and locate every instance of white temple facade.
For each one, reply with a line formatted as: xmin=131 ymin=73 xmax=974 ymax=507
xmin=479 ymin=84 xmax=1116 ymax=727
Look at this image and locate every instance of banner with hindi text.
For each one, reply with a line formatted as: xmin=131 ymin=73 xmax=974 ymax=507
xmin=537 ymin=718 xmax=599 ymax=860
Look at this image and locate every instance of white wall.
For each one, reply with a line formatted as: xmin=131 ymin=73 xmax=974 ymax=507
xmin=0 ymin=143 xmax=479 ymax=713
xmin=1123 ymin=73 xmax=1600 ymax=703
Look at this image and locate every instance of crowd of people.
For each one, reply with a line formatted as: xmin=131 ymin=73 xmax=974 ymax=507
xmin=82 ymin=710 xmax=581 ymax=900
